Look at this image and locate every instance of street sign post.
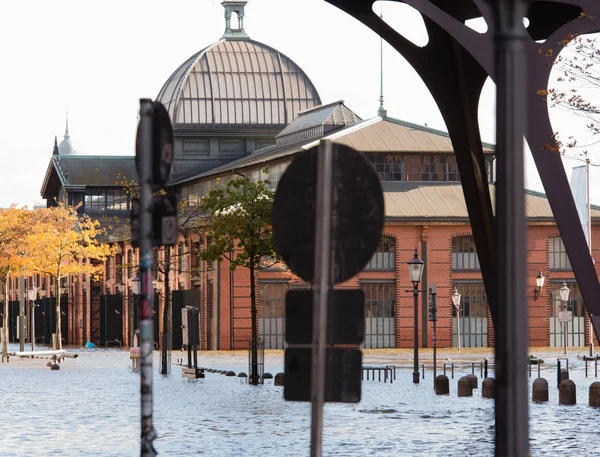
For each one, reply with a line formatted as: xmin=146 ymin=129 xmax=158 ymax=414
xmin=272 ymin=140 xmax=384 ymax=457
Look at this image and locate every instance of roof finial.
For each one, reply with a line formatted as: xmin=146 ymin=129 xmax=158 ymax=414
xmin=53 ymin=136 xmax=59 ymax=156
xmin=377 ymin=5 xmax=387 ymax=118
xmin=64 ymin=112 xmax=70 ymax=140
xmin=222 ymin=1 xmax=249 ymax=39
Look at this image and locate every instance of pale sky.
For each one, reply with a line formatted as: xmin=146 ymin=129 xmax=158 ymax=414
xmin=0 ymin=0 xmax=598 ymax=208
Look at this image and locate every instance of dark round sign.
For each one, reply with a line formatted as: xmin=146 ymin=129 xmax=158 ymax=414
xmin=272 ymin=143 xmax=384 ymax=284
xmin=135 ymin=100 xmax=174 ymax=190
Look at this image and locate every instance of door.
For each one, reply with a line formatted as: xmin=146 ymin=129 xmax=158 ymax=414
xmin=258 ymin=282 xmax=286 ymax=349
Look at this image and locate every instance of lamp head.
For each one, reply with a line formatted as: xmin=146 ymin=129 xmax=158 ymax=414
xmin=451 ymin=288 xmax=461 ymax=308
xmin=407 ymin=248 xmax=424 ymax=285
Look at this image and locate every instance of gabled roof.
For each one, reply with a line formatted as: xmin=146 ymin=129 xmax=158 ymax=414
xmin=275 ymin=100 xmax=362 ymax=144
xmin=334 ymin=117 xmax=495 ymax=153
xmin=41 ymin=155 xmax=137 ymax=199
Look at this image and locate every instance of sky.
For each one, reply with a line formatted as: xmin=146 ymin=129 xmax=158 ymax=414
xmin=0 ymin=0 xmax=598 ymax=208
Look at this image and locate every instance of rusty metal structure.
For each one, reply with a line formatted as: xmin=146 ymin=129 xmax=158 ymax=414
xmin=323 ymin=1 xmax=600 ymax=455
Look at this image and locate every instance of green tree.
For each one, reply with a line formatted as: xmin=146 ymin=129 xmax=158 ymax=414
xmin=199 ymin=174 xmax=278 ymax=385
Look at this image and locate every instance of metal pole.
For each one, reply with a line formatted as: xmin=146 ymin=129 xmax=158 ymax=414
xmin=413 ymin=285 xmax=419 ymax=384
xmin=138 ymin=99 xmax=157 ymax=457
xmin=19 ymin=275 xmax=24 ymax=352
xmin=310 ymin=139 xmax=334 ymax=457
xmin=587 ymin=158 xmax=594 ymax=357
xmin=31 ymin=299 xmax=35 ymax=353
xmin=457 ymin=305 xmax=461 ymax=352
xmin=489 ymin=1 xmax=530 ymax=455
xmin=430 ymin=285 xmax=437 ymax=389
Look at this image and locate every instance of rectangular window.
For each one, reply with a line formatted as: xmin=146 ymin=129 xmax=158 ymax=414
xmin=549 ymin=236 xmax=572 ymax=270
xmin=219 ymin=139 xmax=245 ymax=154
xmin=453 ymin=282 xmax=488 ymax=318
xmin=115 ymin=253 xmax=122 ymax=284
xmin=361 ymin=282 xmax=395 ymax=318
xmin=182 ymin=140 xmax=209 ymax=155
xmin=365 ymin=236 xmax=395 ymax=270
xmin=452 ymin=236 xmax=480 ymax=270
xmin=258 ymin=282 xmax=287 ymax=318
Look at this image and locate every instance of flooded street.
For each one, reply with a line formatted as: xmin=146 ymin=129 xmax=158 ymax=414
xmin=0 ymin=346 xmax=599 ymax=456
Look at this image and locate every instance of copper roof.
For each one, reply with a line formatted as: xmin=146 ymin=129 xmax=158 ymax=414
xmin=156 ymin=39 xmax=321 ymax=127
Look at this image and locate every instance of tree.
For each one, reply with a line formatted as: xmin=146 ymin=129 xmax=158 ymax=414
xmin=199 ymin=174 xmax=278 ymax=385
xmin=540 ymin=24 xmax=600 ymax=157
xmin=0 ymin=206 xmax=32 ymax=361
xmin=25 ymin=204 xmax=115 ymax=349
xmin=116 ymin=172 xmax=205 ymax=373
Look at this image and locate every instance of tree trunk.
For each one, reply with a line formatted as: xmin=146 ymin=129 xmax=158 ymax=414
xmin=1 ymin=277 xmax=9 ymax=362
xmin=250 ymin=260 xmax=258 ymax=385
xmin=160 ymin=246 xmax=171 ymax=375
xmin=55 ymin=277 xmax=62 ymax=350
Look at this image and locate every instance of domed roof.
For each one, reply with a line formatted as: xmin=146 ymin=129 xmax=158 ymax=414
xmin=156 ymin=38 xmax=322 ymax=127
xmin=58 ymin=117 xmax=76 ymax=155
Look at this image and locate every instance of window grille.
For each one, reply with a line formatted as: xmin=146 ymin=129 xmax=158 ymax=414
xmin=365 ymin=236 xmax=395 ymax=270
xmin=549 ymin=236 xmax=572 ymax=270
xmin=452 ymin=236 xmax=480 ymax=270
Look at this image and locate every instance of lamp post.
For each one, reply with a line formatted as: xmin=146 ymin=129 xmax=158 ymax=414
xmin=407 ymin=249 xmax=424 ymax=384
xmin=559 ymin=282 xmax=571 ymax=355
xmin=132 ymin=275 xmax=141 ymax=346
xmin=452 ymin=288 xmax=462 ymax=352
xmin=534 ymin=270 xmax=545 ymax=300
xmin=27 ymin=284 xmax=37 ymax=353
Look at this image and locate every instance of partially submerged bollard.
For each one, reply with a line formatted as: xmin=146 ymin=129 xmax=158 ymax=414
xmin=532 ymin=378 xmax=549 ymax=403
xmin=274 ymin=373 xmax=284 ymax=386
xmin=457 ymin=376 xmax=473 ymax=397
xmin=559 ymin=379 xmax=576 ymax=405
xmin=589 ymin=382 xmax=600 ymax=407
xmin=482 ymin=377 xmax=495 ymax=399
xmin=465 ymin=373 xmax=478 ymax=389
xmin=435 ymin=374 xmax=449 ymax=395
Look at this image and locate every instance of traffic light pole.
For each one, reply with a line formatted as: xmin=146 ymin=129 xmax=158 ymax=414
xmin=310 ymin=139 xmax=334 ymax=457
xmin=138 ymin=99 xmax=157 ymax=457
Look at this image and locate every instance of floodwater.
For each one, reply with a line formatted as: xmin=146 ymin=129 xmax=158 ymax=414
xmin=0 ymin=345 xmax=599 ymax=456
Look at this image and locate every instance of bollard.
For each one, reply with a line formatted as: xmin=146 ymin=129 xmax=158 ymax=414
xmin=263 ymin=372 xmax=273 ymax=379
xmin=532 ymin=378 xmax=549 ymax=403
xmin=237 ymin=372 xmax=247 ymax=378
xmin=465 ymin=373 xmax=478 ymax=389
xmin=50 ymin=363 xmax=60 ymax=370
xmin=589 ymin=382 xmax=600 ymax=407
xmin=457 ymin=376 xmax=473 ymax=397
xmin=482 ymin=377 xmax=495 ymax=399
xmin=559 ymin=379 xmax=576 ymax=405
xmin=274 ymin=373 xmax=285 ymax=386
xmin=484 ymin=358 xmax=488 ymax=379
xmin=435 ymin=375 xmax=449 ymax=395
xmin=226 ymin=371 xmax=236 ymax=377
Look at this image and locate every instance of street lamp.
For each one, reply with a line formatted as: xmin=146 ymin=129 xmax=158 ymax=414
xmin=452 ymin=288 xmax=462 ymax=351
xmin=132 ymin=275 xmax=141 ymax=345
xmin=407 ymin=248 xmax=424 ymax=384
xmin=27 ymin=284 xmax=37 ymax=353
xmin=534 ymin=270 xmax=545 ymax=300
xmin=559 ymin=282 xmax=571 ymax=355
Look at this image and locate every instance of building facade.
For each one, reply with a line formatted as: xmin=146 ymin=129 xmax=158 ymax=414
xmin=9 ymin=1 xmax=599 ymax=351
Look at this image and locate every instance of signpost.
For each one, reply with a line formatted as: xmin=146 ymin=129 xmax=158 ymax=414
xmin=272 ymin=140 xmax=384 ymax=457
xmin=134 ymin=99 xmax=174 ymax=457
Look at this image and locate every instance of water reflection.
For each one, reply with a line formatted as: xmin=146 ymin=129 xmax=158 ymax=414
xmin=0 ymin=346 xmax=598 ymax=456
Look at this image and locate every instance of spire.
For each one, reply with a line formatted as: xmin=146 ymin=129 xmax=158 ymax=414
xmin=53 ymin=136 xmax=59 ymax=156
xmin=377 ymin=6 xmax=387 ymax=118
xmin=222 ymin=1 xmax=249 ymax=39
xmin=64 ymin=113 xmax=70 ymax=140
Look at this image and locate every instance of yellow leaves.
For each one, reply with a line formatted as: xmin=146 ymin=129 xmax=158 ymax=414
xmin=18 ymin=203 xmax=116 ymax=280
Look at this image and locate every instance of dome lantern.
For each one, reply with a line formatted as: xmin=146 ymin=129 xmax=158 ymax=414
xmin=222 ymin=0 xmax=249 ymax=40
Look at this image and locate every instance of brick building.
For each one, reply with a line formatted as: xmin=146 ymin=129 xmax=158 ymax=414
xmin=13 ymin=1 xmax=600 ymax=350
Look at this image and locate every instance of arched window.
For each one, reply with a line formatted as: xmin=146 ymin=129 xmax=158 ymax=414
xmin=452 ymin=236 xmax=480 ymax=270
xmin=365 ymin=236 xmax=395 ymax=270
xmin=549 ymin=236 xmax=572 ymax=270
